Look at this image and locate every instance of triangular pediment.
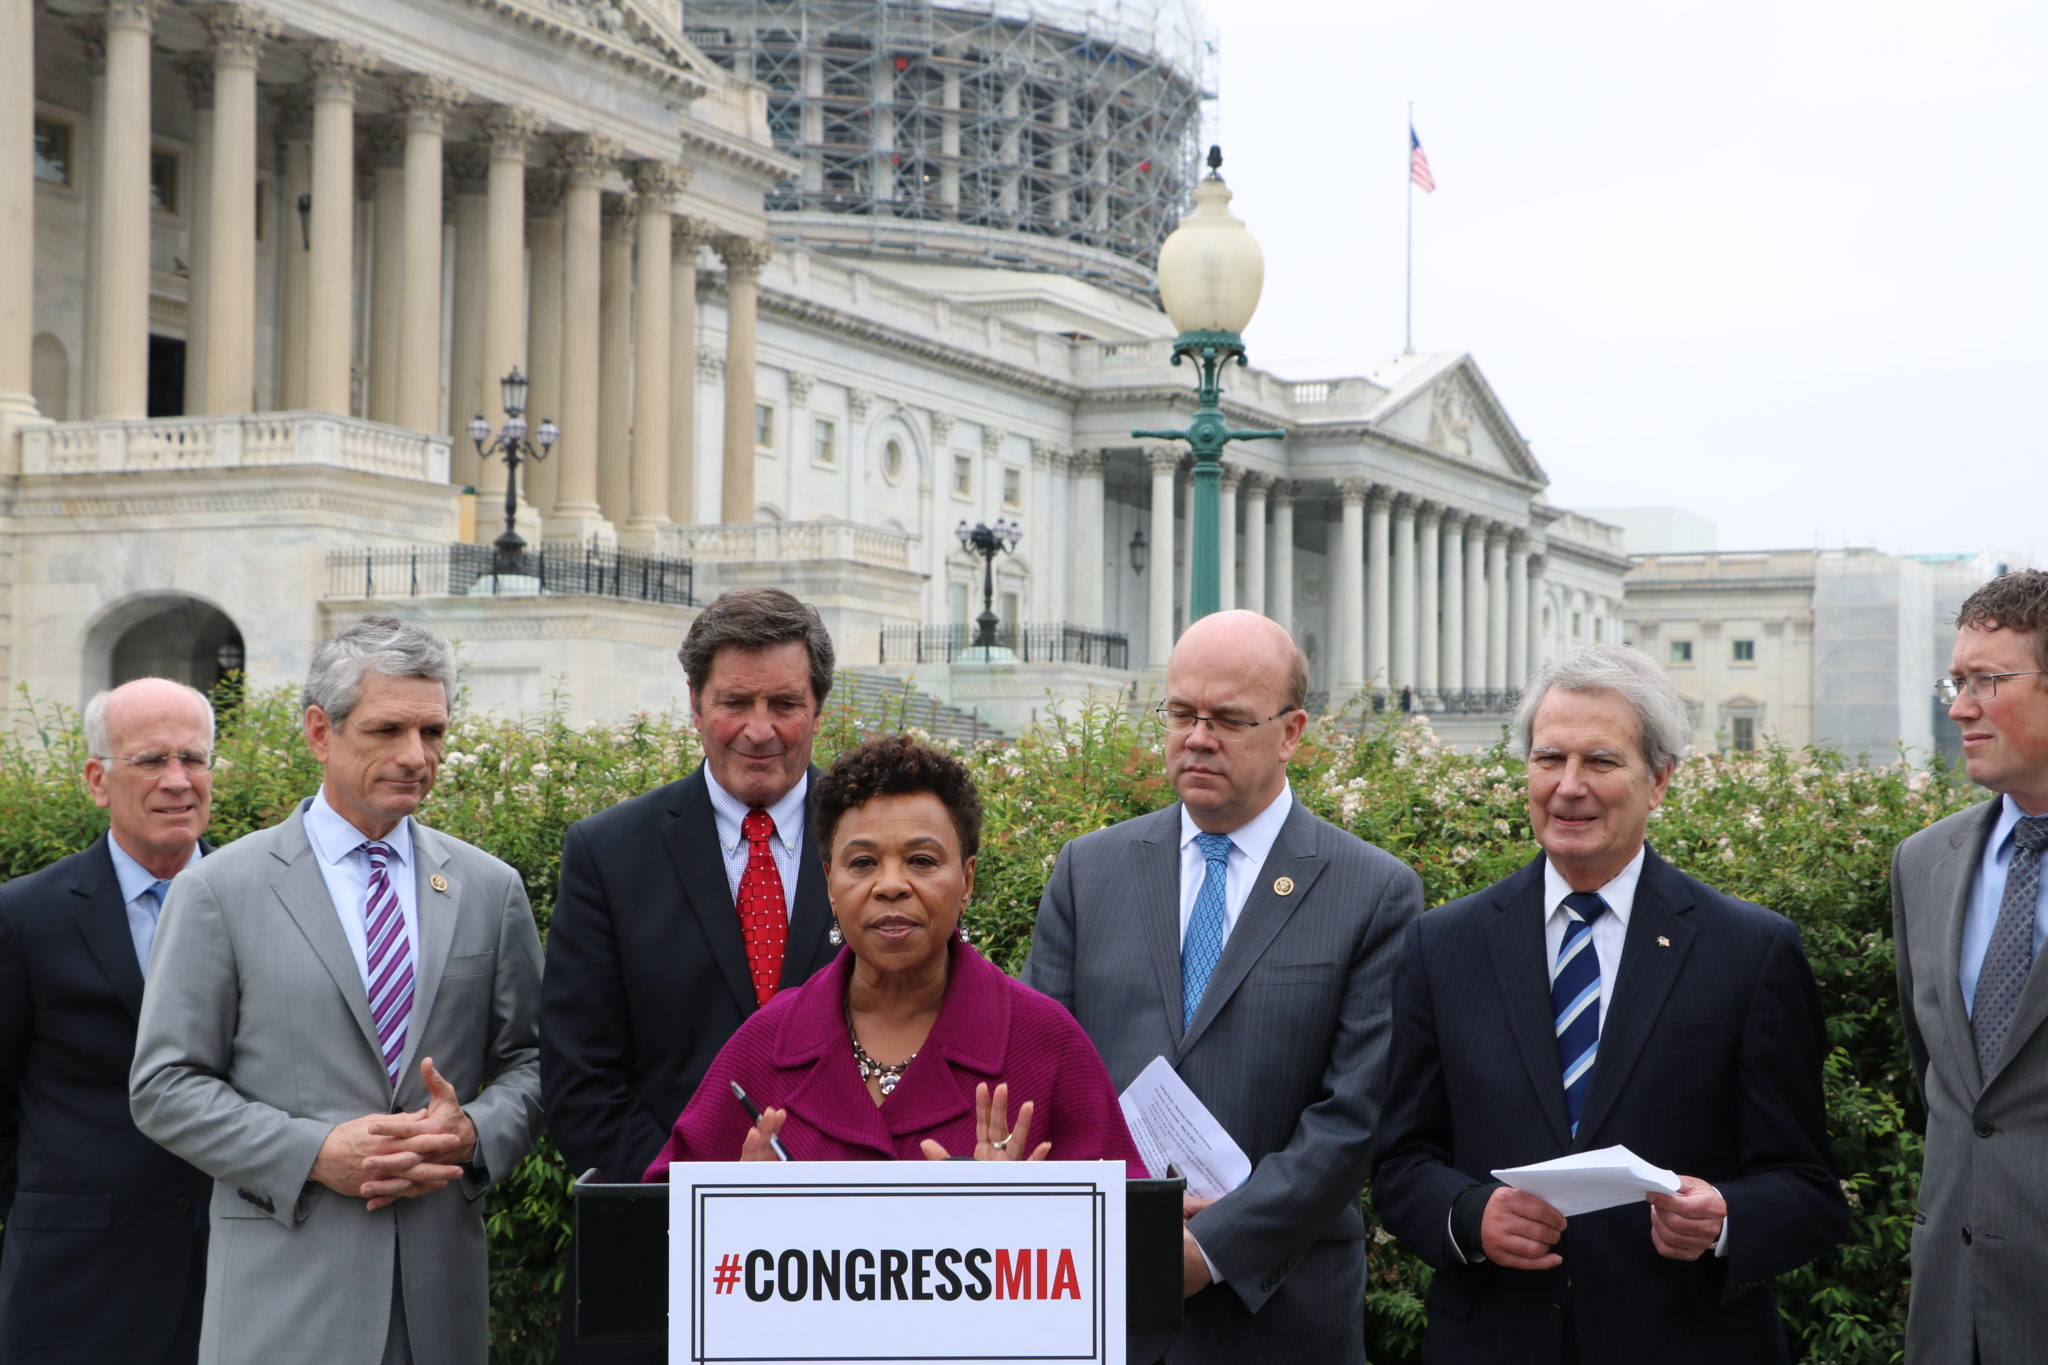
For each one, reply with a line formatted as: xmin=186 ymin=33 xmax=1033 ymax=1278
xmin=1375 ymin=356 xmax=1548 ymax=485
xmin=508 ymin=0 xmax=723 ymax=84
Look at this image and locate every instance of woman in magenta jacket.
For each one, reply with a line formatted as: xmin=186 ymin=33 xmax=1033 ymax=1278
xmin=646 ymin=734 xmax=1144 ymax=1177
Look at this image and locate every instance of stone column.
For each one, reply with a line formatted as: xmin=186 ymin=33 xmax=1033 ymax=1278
xmin=549 ymin=135 xmax=615 ymax=541
xmin=1440 ymin=511 xmax=1467 ymax=693
xmin=1146 ymin=445 xmax=1178 ymax=666
xmin=1366 ymin=484 xmax=1392 ymax=685
xmin=1485 ymin=524 xmax=1510 ymax=692
xmin=1508 ymin=531 xmax=1531 ymax=690
xmin=1242 ymin=473 xmax=1268 ymax=618
xmin=598 ymin=194 xmax=635 ymax=526
xmin=177 ymin=57 xmax=213 ymax=415
xmin=445 ymin=145 xmax=488 ymax=483
xmin=1069 ymin=449 xmax=1106 ymax=629
xmin=524 ymin=172 xmax=564 ymax=517
xmin=1413 ymin=502 xmax=1441 ymax=698
xmin=0 ymin=0 xmax=34 ymax=440
xmin=1217 ymin=464 xmax=1242 ymax=612
xmin=88 ymin=0 xmax=162 ymax=418
xmin=1526 ymin=554 xmax=1548 ymax=676
xmin=474 ymin=106 xmax=543 ymax=511
xmin=363 ymin=119 xmax=405 ymax=424
xmin=716 ymin=235 xmax=772 ymax=523
xmin=1268 ymin=481 xmax=1295 ymax=628
xmin=669 ymin=216 xmax=716 ymax=525
xmin=395 ymin=75 xmax=462 ymax=436
xmin=304 ymin=41 xmax=373 ymax=417
xmin=270 ymin=95 xmax=311 ymax=409
xmin=200 ymin=5 xmax=278 ymax=412
xmin=625 ymin=161 xmax=687 ymax=544
xmin=1465 ymin=520 xmax=1489 ymax=696
xmin=1028 ymin=439 xmax=1059 ymax=620
xmin=1336 ymin=478 xmax=1369 ymax=695
xmin=1391 ymin=493 xmax=1418 ymax=690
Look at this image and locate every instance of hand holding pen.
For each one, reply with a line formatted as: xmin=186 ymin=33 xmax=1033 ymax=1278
xmin=732 ymin=1081 xmax=792 ymax=1162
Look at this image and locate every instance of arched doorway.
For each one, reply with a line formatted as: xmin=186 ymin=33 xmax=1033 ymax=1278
xmin=83 ymin=594 xmax=246 ymax=696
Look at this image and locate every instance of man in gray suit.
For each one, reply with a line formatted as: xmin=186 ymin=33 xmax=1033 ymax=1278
xmin=131 ymin=617 xmax=544 ymax=1365
xmin=1896 ymin=568 xmax=2048 ymax=1365
xmin=1025 ymin=609 xmax=1421 ymax=1364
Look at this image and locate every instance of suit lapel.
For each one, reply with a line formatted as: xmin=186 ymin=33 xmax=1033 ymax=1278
xmin=781 ymin=766 xmax=835 ymax=990
xmin=393 ymin=826 xmax=460 ymax=1092
xmin=68 ymin=834 xmax=147 ymax=1020
xmin=1483 ymin=859 xmax=1573 ymax=1150
xmin=1574 ymin=851 xmax=1697 ymax=1149
xmin=666 ymin=768 xmax=759 ymax=1017
xmin=1179 ymin=801 xmax=1325 ymax=1055
xmin=1934 ymin=805 xmax=1997 ymax=1096
xmin=269 ymin=807 xmax=386 ymax=1069
xmin=1131 ymin=808 xmax=1190 ymax=1049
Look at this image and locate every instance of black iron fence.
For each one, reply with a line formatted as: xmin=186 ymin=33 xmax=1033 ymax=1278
xmin=327 ymin=542 xmax=694 ymax=605
xmin=1306 ymin=686 xmax=1519 ymax=717
xmin=879 ymin=622 xmax=1130 ymax=670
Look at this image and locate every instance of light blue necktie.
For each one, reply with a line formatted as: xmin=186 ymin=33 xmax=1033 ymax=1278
xmin=132 ymin=878 xmax=173 ymax=974
xmin=1553 ymin=891 xmax=1609 ymax=1137
xmin=1182 ymin=833 xmax=1234 ymax=1028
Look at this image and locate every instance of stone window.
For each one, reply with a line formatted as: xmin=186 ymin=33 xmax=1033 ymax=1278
xmin=754 ymin=402 xmax=776 ymax=452
xmin=150 ymin=146 xmax=181 ymax=215
xmin=34 ymin=117 xmax=73 ymax=188
xmin=881 ymin=438 xmax=905 ymax=484
xmin=1732 ymin=638 xmax=1756 ymax=663
xmin=1001 ymin=466 xmax=1022 ymax=510
xmin=1731 ymin=716 xmax=1756 ymax=751
xmin=1670 ymin=640 xmax=1694 ymax=665
xmin=952 ymin=454 xmax=972 ymax=499
xmin=812 ymin=417 xmax=837 ymax=467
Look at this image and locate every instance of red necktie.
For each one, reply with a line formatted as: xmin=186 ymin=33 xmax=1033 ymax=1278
xmin=737 ymin=809 xmax=788 ymax=1006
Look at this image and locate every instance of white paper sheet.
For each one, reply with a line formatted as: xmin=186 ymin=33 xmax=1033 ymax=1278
xmin=1117 ymin=1055 xmax=1252 ymax=1200
xmin=1490 ymin=1144 xmax=1682 ymax=1216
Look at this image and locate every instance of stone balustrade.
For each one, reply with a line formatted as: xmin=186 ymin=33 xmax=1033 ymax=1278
xmin=660 ymin=517 xmax=915 ymax=571
xmin=20 ymin=413 xmax=452 ymax=483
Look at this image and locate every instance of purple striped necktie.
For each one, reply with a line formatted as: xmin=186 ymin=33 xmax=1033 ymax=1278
xmin=360 ymin=840 xmax=414 ymax=1088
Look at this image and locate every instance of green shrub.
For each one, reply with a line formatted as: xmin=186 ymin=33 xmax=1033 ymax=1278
xmin=0 ymin=686 xmax=1977 ymax=1364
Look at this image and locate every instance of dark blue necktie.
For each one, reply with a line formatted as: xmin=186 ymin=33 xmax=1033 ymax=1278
xmin=1553 ymin=891 xmax=1609 ymax=1137
xmin=1181 ymin=832 xmax=1233 ymax=1028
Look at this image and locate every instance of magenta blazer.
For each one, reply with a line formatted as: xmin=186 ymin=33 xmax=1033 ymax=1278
xmin=644 ymin=938 xmax=1145 ymax=1178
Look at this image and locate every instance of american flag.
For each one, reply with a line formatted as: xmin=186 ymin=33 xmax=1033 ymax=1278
xmin=1409 ymin=126 xmax=1436 ymax=193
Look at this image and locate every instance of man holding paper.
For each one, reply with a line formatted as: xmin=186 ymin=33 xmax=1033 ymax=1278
xmin=1373 ymin=644 xmax=1846 ymax=1363
xmin=1024 ymin=610 xmax=1421 ymax=1364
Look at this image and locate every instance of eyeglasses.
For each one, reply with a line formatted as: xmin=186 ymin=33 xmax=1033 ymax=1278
xmin=96 ymin=750 xmax=216 ymax=775
xmin=1935 ymin=671 xmax=2047 ymax=704
xmin=1153 ymin=705 xmax=1297 ymax=737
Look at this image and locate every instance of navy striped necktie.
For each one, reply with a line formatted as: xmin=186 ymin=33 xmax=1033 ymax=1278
xmin=1553 ymin=891 xmax=1609 ymax=1137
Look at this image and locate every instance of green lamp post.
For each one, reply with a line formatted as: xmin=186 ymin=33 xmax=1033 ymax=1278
xmin=1134 ymin=146 xmax=1284 ymax=623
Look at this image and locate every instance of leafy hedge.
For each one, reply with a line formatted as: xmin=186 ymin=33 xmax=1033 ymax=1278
xmin=0 ymin=684 xmax=1976 ymax=1363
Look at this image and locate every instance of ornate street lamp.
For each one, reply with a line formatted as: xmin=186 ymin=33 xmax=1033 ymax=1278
xmin=955 ymin=517 xmax=1022 ymax=651
xmin=1134 ymin=146 xmax=1284 ymax=622
xmin=467 ymin=368 xmax=559 ymax=577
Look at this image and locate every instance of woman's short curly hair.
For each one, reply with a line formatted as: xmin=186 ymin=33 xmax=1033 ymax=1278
xmin=813 ymin=734 xmax=983 ymax=864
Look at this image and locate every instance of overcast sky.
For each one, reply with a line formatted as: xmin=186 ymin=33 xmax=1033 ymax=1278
xmin=1200 ymin=0 xmax=2045 ymax=560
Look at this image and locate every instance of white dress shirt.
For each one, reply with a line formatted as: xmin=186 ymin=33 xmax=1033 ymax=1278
xmin=303 ymin=788 xmax=422 ymax=994
xmin=1176 ymin=782 xmax=1295 ymax=947
xmin=705 ymin=766 xmax=808 ymax=919
xmin=106 ymin=835 xmax=201 ymax=973
xmin=1958 ymin=795 xmax=2048 ymax=1016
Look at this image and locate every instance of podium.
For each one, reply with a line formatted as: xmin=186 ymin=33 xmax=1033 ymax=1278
xmin=574 ymin=1168 xmax=1186 ymax=1358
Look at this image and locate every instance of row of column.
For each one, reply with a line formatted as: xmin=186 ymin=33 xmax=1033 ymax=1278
xmin=15 ymin=4 xmax=775 ymax=543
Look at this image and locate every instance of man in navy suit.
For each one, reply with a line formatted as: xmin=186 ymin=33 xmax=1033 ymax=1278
xmin=1373 ymin=644 xmax=1846 ymax=1364
xmin=0 ymin=677 xmax=216 ymax=1363
xmin=540 ymin=588 xmax=839 ymax=1362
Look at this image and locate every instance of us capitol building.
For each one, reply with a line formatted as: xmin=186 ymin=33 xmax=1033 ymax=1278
xmin=4 ymin=0 xmax=1629 ymax=731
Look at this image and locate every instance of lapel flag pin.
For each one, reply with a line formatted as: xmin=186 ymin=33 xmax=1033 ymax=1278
xmin=430 ymin=874 xmax=449 ymax=893
xmin=1273 ymin=876 xmax=1295 ymax=896
xmin=1657 ymin=935 xmax=1671 ymax=947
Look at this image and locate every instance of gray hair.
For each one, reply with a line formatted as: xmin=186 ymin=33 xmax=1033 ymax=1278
xmin=1510 ymin=643 xmax=1690 ymax=774
xmin=302 ymin=616 xmax=456 ymax=725
xmin=84 ymin=678 xmax=217 ymax=757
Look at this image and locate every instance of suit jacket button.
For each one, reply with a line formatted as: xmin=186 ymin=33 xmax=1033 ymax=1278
xmin=1962 ymin=1226 xmax=1973 ymax=1245
xmin=1975 ymin=1119 xmax=1995 ymax=1137
xmin=1547 ymin=1304 xmax=1562 ymax=1321
xmin=176 ymin=1197 xmax=191 ymax=1212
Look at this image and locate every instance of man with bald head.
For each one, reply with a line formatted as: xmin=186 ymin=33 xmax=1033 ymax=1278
xmin=1 ymin=678 xmax=216 ymax=1363
xmin=1025 ymin=610 xmax=1422 ymax=1363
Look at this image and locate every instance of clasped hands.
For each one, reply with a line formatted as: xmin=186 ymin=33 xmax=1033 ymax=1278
xmin=311 ymin=1057 xmax=478 ymax=1212
xmin=736 ymin=1082 xmax=1051 ymax=1162
xmin=1481 ymin=1175 xmax=1725 ymax=1269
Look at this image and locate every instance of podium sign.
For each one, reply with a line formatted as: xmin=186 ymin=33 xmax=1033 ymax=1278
xmin=667 ymin=1160 xmax=1128 ymax=1365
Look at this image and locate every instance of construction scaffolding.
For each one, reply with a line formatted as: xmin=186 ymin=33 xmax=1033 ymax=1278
xmin=684 ymin=0 xmax=1208 ymax=291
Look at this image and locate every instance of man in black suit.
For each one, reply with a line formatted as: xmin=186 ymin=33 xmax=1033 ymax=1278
xmin=0 ymin=677 xmax=216 ymax=1363
xmin=1372 ymin=644 xmax=1847 ymax=1364
xmin=540 ymin=587 xmax=839 ymax=1361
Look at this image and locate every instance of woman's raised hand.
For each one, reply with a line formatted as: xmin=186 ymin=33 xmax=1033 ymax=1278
xmin=921 ymin=1082 xmax=1050 ymax=1162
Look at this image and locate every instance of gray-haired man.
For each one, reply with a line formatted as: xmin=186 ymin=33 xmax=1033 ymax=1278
xmin=131 ymin=616 xmax=543 ymax=1365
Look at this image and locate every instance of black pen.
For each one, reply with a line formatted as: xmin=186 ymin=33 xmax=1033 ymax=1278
xmin=730 ymin=1081 xmax=792 ymax=1162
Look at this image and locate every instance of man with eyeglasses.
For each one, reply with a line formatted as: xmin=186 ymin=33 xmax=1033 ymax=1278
xmin=1024 ymin=609 xmax=1421 ymax=1364
xmin=1 ymin=678 xmax=216 ymax=1363
xmin=1895 ymin=568 xmax=2048 ymax=1364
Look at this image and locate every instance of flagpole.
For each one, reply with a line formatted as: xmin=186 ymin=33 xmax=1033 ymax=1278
xmin=1404 ymin=101 xmax=1414 ymax=355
